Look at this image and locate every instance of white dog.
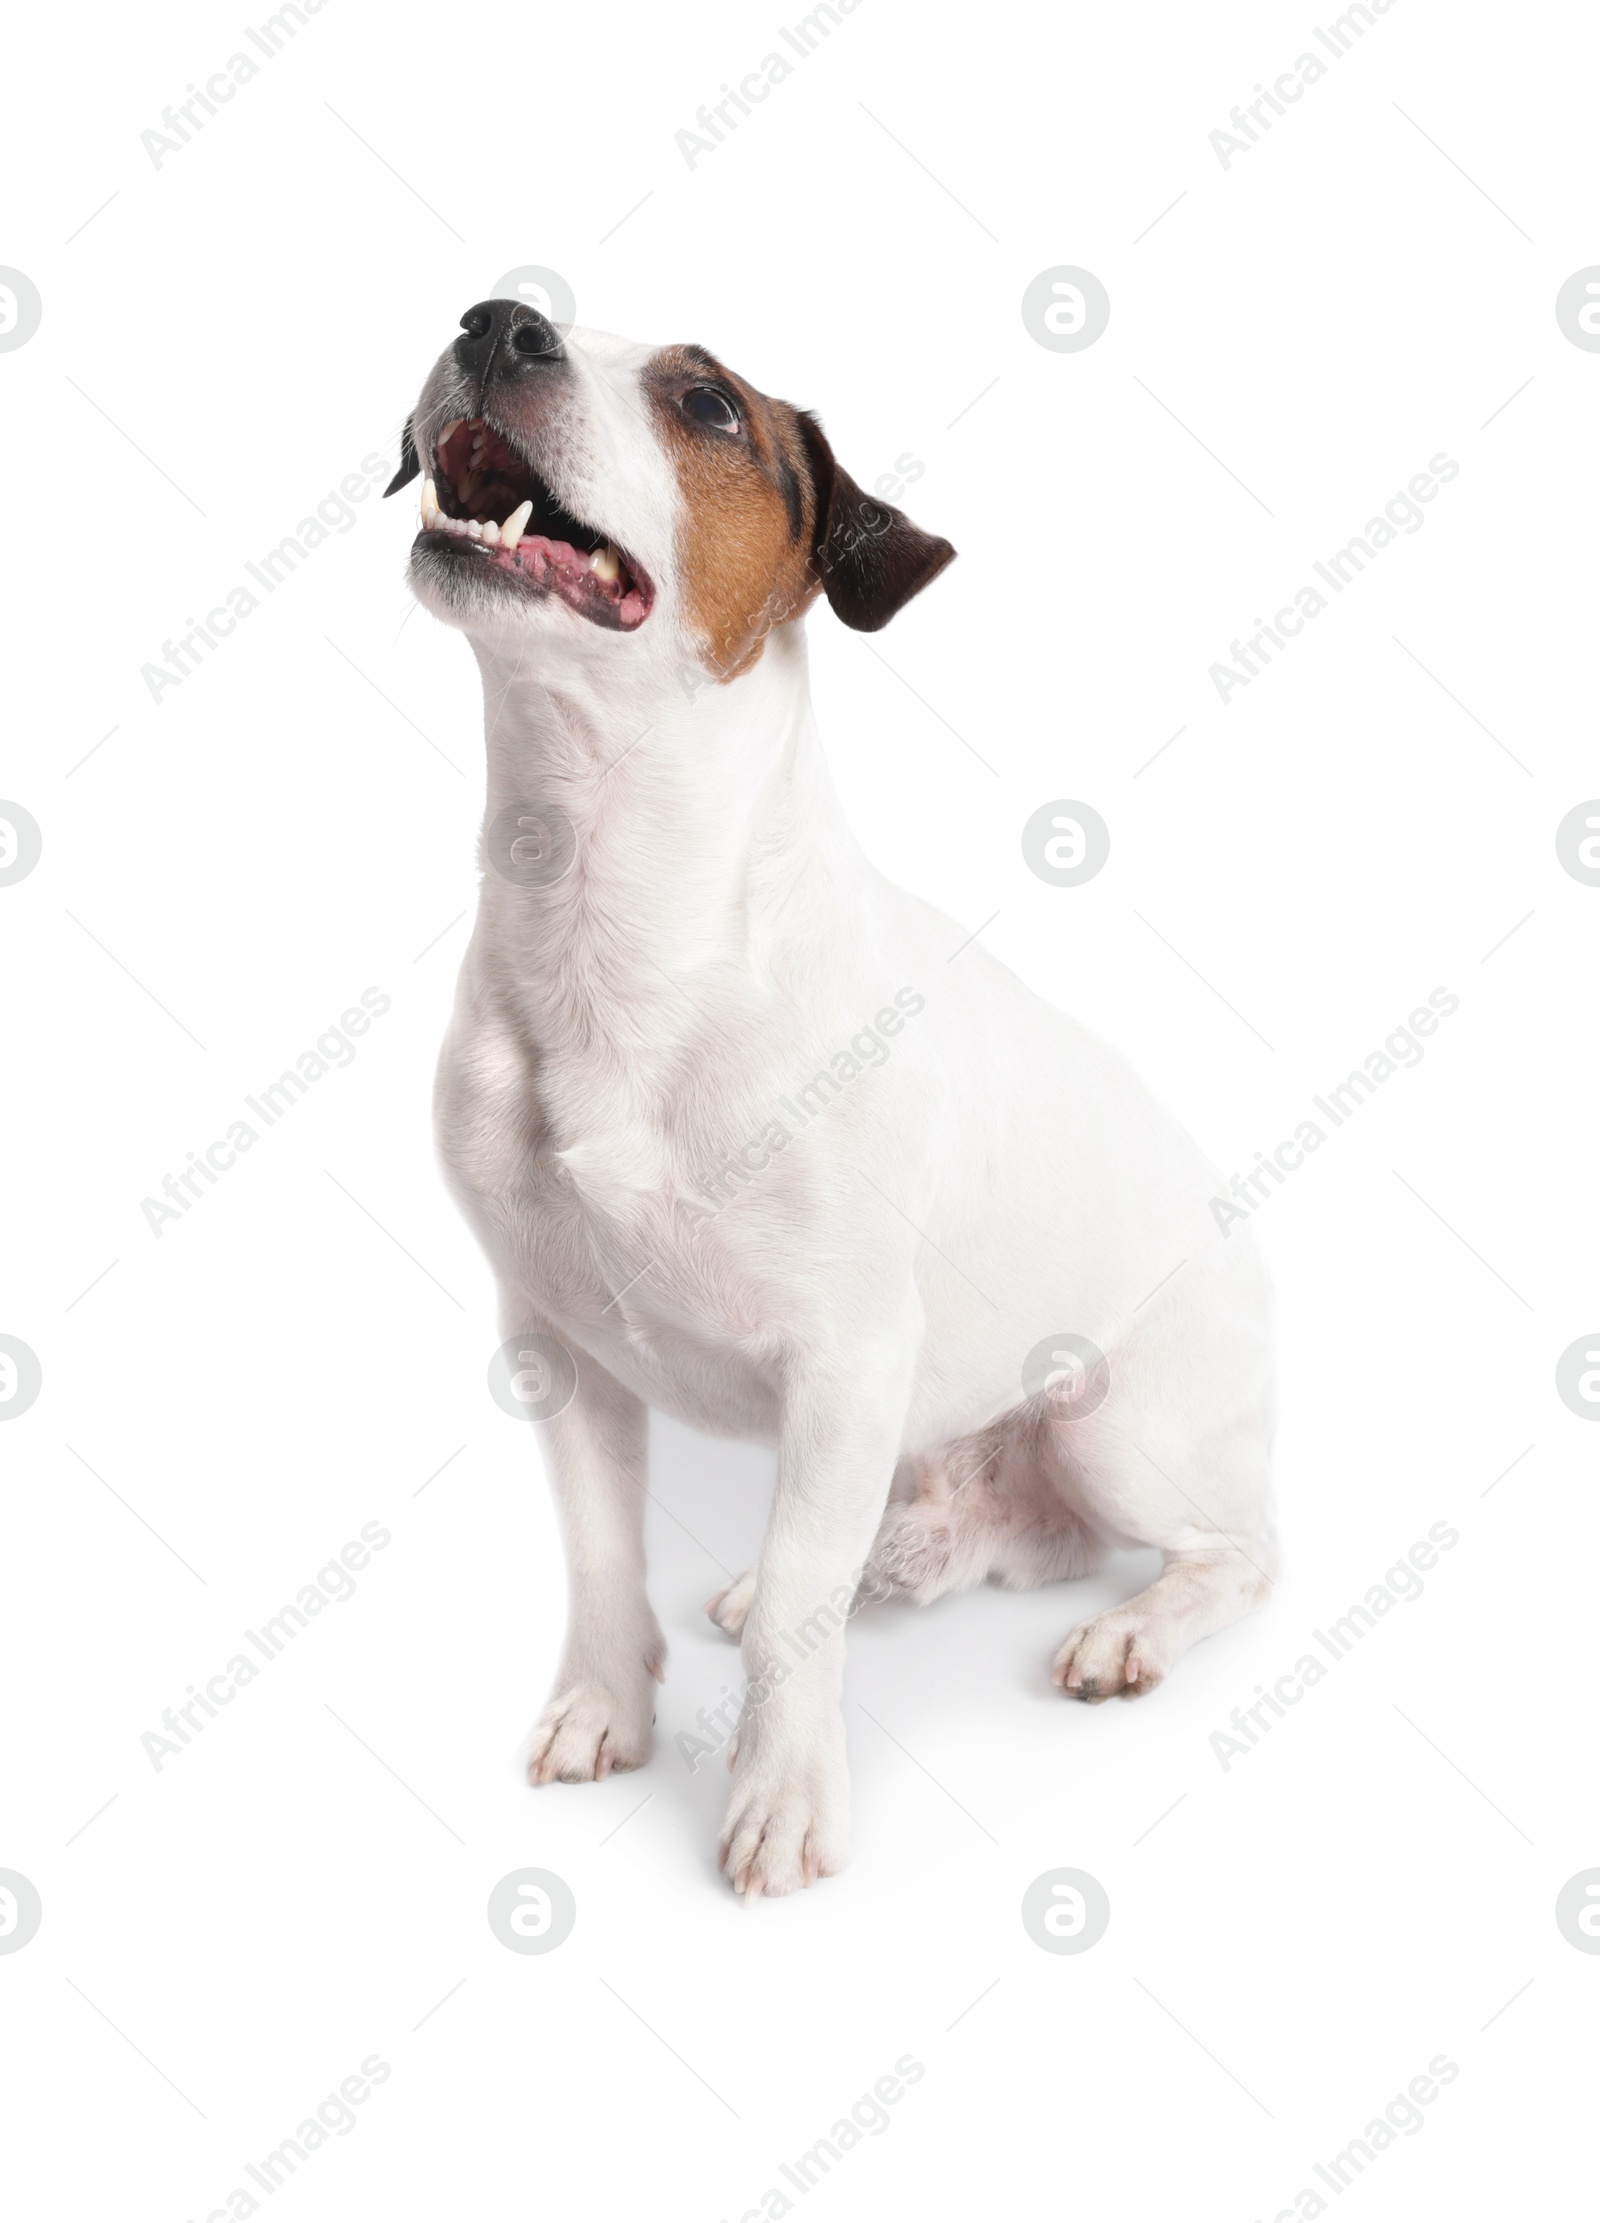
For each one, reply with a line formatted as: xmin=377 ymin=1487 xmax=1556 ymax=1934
xmin=388 ymin=300 xmax=1277 ymax=1897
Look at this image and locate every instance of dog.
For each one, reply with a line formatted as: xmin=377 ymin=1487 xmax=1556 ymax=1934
xmin=386 ymin=298 xmax=1277 ymax=1897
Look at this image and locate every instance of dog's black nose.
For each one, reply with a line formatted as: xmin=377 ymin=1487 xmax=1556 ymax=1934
xmin=454 ymin=299 xmax=565 ymax=380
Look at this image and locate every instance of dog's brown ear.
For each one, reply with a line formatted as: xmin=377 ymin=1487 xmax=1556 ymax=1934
xmin=383 ymin=417 xmax=421 ymax=497
xmin=795 ymin=411 xmax=955 ymax=632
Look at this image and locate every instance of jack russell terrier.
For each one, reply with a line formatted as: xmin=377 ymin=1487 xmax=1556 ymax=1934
xmin=386 ymin=298 xmax=1277 ymax=1897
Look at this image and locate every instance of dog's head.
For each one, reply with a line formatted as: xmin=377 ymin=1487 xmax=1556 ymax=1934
xmin=388 ymin=300 xmax=955 ymax=683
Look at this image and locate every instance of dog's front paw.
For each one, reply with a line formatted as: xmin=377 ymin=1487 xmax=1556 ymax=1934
xmin=527 ymin=1663 xmax=660 ymax=1784
xmin=704 ymin=1570 xmax=756 ymax=1638
xmin=718 ymin=1728 xmax=849 ymax=1897
xmin=1052 ymin=1607 xmax=1170 ymax=1702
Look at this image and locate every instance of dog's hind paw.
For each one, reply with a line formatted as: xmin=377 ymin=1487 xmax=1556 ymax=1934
xmin=704 ymin=1570 xmax=756 ymax=1638
xmin=1051 ymin=1608 xmax=1169 ymax=1702
xmin=863 ymin=1500 xmax=954 ymax=1602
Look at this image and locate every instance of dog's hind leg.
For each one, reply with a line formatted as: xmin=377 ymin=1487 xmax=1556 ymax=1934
xmin=1046 ymin=1312 xmax=1277 ymax=1701
xmin=697 ymin=1416 xmax=1089 ymax=1636
xmin=864 ymin=1415 xmax=1104 ymax=1607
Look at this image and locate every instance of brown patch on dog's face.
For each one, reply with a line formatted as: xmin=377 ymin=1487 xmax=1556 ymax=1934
xmin=645 ymin=345 xmax=823 ymax=680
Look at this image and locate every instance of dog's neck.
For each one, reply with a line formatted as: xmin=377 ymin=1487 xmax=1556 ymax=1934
xmin=466 ymin=620 xmax=866 ymax=1043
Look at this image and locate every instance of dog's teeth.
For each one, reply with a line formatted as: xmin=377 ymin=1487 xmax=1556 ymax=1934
xmin=502 ymin=499 xmax=533 ymax=545
xmin=438 ymin=418 xmax=463 ymax=455
xmin=481 ymin=520 xmax=500 ymax=546
xmin=589 ymin=545 xmax=620 ymax=582
xmin=466 ymin=520 xmax=483 ymax=540
xmin=421 ymin=477 xmax=440 ymax=527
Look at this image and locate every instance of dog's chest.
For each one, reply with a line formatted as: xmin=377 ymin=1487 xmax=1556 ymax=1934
xmin=438 ymin=1000 xmax=781 ymax=1428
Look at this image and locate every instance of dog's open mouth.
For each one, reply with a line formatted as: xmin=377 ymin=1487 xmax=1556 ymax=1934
xmin=416 ymin=417 xmax=653 ymax=631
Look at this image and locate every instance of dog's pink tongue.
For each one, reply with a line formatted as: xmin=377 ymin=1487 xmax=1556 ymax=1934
xmin=497 ymin=535 xmax=650 ymax=631
xmin=508 ymin=534 xmax=590 ymax=580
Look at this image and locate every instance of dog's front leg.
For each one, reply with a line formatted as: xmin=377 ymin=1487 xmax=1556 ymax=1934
xmin=720 ymin=1348 xmax=913 ymax=1897
xmin=519 ymin=1320 xmax=666 ymax=1786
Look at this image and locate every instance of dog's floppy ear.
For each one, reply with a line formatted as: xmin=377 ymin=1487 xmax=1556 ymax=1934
xmin=383 ymin=417 xmax=421 ymax=497
xmin=795 ymin=410 xmax=955 ymax=632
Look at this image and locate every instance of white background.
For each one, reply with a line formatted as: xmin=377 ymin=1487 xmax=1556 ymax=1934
xmin=3 ymin=0 xmax=1596 ymax=2216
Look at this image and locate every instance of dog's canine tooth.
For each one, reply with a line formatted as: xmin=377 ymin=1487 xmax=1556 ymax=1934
xmin=421 ymin=477 xmax=440 ymax=527
xmin=589 ymin=545 xmax=620 ymax=582
xmin=502 ymin=499 xmax=533 ymax=545
xmin=439 ymin=417 xmax=464 ymax=448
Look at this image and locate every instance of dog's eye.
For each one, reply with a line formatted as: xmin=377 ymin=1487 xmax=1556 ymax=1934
xmin=682 ymin=386 xmax=740 ymax=432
